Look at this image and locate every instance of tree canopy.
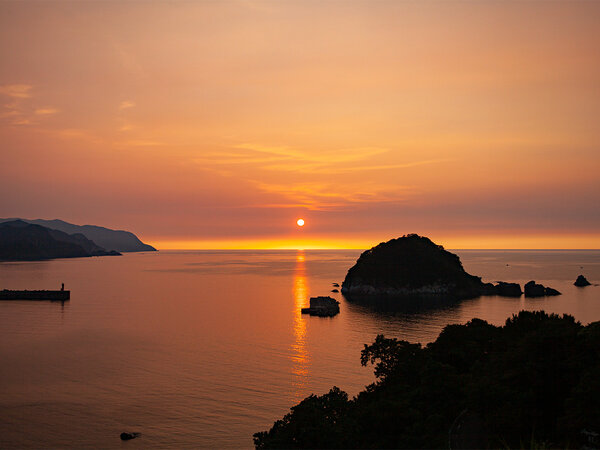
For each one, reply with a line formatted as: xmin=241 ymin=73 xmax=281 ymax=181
xmin=254 ymin=311 xmax=600 ymax=449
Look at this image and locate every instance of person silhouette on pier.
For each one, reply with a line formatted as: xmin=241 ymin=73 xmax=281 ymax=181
xmin=61 ymin=283 xmax=64 ymax=291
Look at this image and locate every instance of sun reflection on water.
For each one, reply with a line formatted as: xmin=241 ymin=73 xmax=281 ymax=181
xmin=291 ymin=250 xmax=310 ymax=401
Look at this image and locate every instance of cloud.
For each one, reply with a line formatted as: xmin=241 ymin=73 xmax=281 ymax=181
xmin=294 ymin=158 xmax=451 ymax=175
xmin=194 ymin=143 xmax=390 ymax=174
xmin=117 ymin=139 xmax=163 ymax=147
xmin=0 ymin=110 xmax=20 ymax=118
xmin=235 ymin=143 xmax=387 ymax=165
xmin=0 ymin=84 xmax=33 ymax=98
xmin=119 ymin=100 xmax=135 ymax=110
xmin=195 ymin=143 xmax=447 ymax=175
xmin=34 ymin=107 xmax=59 ymax=115
xmin=189 ymin=142 xmax=447 ymax=210
xmin=0 ymin=85 xmax=60 ymax=125
xmin=12 ymin=118 xmax=31 ymax=126
xmin=50 ymin=128 xmax=101 ymax=144
xmin=251 ymin=180 xmax=414 ymax=211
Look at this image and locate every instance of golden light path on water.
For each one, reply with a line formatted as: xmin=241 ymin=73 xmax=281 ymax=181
xmin=291 ymin=250 xmax=310 ymax=402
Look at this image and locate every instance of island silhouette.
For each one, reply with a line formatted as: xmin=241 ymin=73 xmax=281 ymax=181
xmin=0 ymin=218 xmax=156 ymax=253
xmin=341 ymin=234 xmax=559 ymax=304
xmin=0 ymin=219 xmax=153 ymax=261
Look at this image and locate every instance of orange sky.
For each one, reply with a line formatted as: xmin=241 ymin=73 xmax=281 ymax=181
xmin=1 ymin=1 xmax=599 ymax=249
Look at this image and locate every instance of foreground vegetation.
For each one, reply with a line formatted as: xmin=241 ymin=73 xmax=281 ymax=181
xmin=254 ymin=311 xmax=600 ymax=449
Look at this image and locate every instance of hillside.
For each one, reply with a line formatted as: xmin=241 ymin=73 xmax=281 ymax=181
xmin=0 ymin=218 xmax=156 ymax=252
xmin=0 ymin=220 xmax=120 ymax=261
xmin=255 ymin=311 xmax=600 ymax=449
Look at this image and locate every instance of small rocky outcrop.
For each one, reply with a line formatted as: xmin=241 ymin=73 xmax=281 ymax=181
xmin=574 ymin=275 xmax=591 ymax=287
xmin=301 ymin=296 xmax=340 ymax=317
xmin=120 ymin=432 xmax=141 ymax=441
xmin=524 ymin=281 xmax=561 ymax=298
xmin=331 ymin=289 xmax=339 ymax=293
xmin=491 ymin=282 xmax=522 ymax=297
xmin=544 ymin=286 xmax=561 ymax=296
xmin=481 ymin=282 xmax=522 ymax=297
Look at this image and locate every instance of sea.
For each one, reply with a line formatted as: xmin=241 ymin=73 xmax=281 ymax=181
xmin=0 ymin=249 xmax=599 ymax=448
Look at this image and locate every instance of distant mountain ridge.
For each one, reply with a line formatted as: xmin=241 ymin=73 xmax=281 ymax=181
xmin=0 ymin=220 xmax=121 ymax=261
xmin=0 ymin=218 xmax=156 ymax=252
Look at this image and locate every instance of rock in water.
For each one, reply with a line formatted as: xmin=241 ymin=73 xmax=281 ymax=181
xmin=524 ymin=281 xmax=546 ymax=297
xmin=524 ymin=280 xmax=561 ymax=297
xmin=574 ymin=275 xmax=591 ymax=287
xmin=120 ymin=432 xmax=141 ymax=441
xmin=341 ymin=234 xmax=487 ymax=300
xmin=301 ymin=296 xmax=340 ymax=317
xmin=491 ymin=281 xmax=522 ymax=297
xmin=544 ymin=287 xmax=561 ymax=296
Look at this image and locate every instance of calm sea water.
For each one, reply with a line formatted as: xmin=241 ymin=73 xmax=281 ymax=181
xmin=0 ymin=250 xmax=599 ymax=448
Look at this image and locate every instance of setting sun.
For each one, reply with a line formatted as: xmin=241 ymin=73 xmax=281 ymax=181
xmin=1 ymin=2 xmax=600 ymax=448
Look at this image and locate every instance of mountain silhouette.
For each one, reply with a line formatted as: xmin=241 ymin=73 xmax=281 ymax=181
xmin=0 ymin=218 xmax=156 ymax=252
xmin=0 ymin=220 xmax=121 ymax=261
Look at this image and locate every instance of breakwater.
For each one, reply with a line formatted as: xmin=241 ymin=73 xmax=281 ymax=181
xmin=0 ymin=289 xmax=70 ymax=301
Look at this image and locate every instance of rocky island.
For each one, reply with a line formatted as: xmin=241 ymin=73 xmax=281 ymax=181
xmin=524 ymin=280 xmax=561 ymax=297
xmin=341 ymin=234 xmax=528 ymax=302
xmin=574 ymin=275 xmax=591 ymax=287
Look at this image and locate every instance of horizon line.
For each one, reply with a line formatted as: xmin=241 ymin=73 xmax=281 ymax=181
xmin=152 ymin=247 xmax=600 ymax=251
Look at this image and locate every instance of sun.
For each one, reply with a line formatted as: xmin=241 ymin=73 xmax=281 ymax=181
xmin=296 ymin=218 xmax=305 ymax=227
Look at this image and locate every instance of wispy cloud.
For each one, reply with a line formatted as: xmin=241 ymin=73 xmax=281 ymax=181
xmin=236 ymin=143 xmax=388 ymax=165
xmin=56 ymin=128 xmax=88 ymax=139
xmin=0 ymin=109 xmax=20 ymax=119
xmin=47 ymin=128 xmax=102 ymax=145
xmin=34 ymin=107 xmax=59 ymax=115
xmin=194 ymin=143 xmax=391 ymax=174
xmin=191 ymin=142 xmax=446 ymax=210
xmin=195 ymin=143 xmax=447 ymax=175
xmin=117 ymin=139 xmax=164 ymax=147
xmin=252 ymin=180 xmax=414 ymax=211
xmin=0 ymin=85 xmax=33 ymax=125
xmin=300 ymin=158 xmax=451 ymax=175
xmin=0 ymin=85 xmax=61 ymax=126
xmin=0 ymin=84 xmax=33 ymax=99
xmin=12 ymin=118 xmax=31 ymax=126
xmin=119 ymin=100 xmax=135 ymax=110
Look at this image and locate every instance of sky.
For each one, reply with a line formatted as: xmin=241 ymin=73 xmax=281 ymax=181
xmin=1 ymin=0 xmax=599 ymax=249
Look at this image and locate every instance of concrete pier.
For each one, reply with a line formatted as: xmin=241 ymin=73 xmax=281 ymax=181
xmin=0 ymin=289 xmax=70 ymax=301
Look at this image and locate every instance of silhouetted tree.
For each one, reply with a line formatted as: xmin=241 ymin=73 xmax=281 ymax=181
xmin=254 ymin=311 xmax=600 ymax=449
